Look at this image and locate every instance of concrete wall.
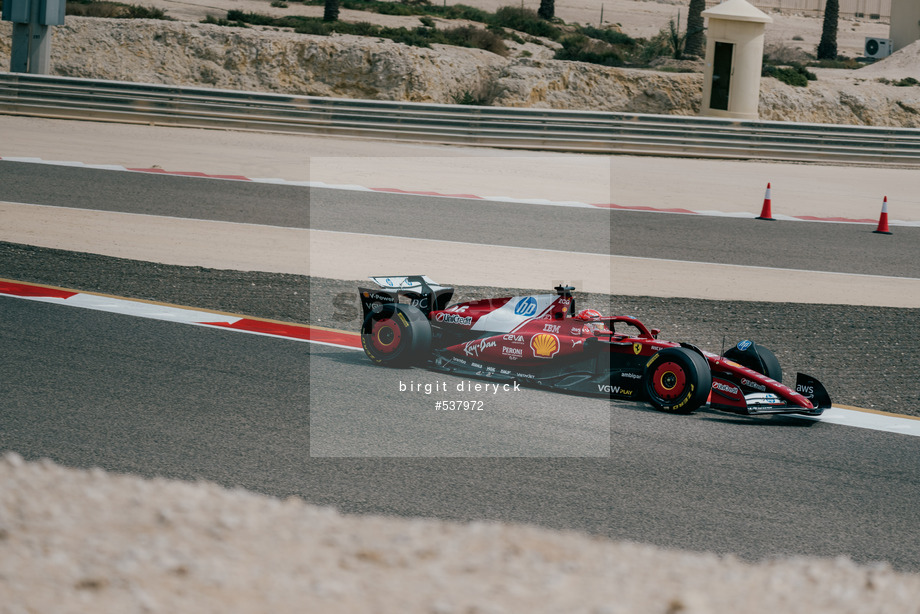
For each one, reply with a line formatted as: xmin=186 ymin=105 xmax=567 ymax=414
xmin=705 ymin=0 xmax=891 ymax=19
xmin=890 ymin=0 xmax=920 ymax=51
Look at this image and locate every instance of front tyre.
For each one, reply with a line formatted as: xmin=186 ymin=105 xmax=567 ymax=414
xmin=723 ymin=340 xmax=782 ymax=383
xmin=643 ymin=347 xmax=712 ymax=414
xmin=361 ymin=304 xmax=431 ymax=367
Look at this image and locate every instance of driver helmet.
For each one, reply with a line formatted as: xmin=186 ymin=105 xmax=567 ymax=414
xmin=574 ymin=309 xmax=608 ymax=333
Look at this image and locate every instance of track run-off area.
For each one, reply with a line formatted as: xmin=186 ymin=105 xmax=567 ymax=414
xmin=2 ymin=116 xmax=920 ymax=571
xmin=4 ymin=278 xmax=920 ymax=571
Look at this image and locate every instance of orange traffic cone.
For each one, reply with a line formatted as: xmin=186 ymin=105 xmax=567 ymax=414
xmin=757 ymin=183 xmax=775 ymax=221
xmin=873 ymin=196 xmax=892 ymax=235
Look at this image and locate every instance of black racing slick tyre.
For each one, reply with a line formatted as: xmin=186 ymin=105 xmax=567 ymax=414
xmin=643 ymin=347 xmax=712 ymax=415
xmin=361 ymin=303 xmax=431 ymax=367
xmin=723 ymin=340 xmax=782 ymax=383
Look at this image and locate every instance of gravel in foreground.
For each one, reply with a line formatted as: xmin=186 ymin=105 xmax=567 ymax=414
xmin=2 ymin=451 xmax=919 ymax=614
xmin=1 ymin=241 xmax=918 ymax=416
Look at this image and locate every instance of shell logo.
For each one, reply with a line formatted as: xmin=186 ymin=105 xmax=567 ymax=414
xmin=531 ymin=333 xmax=559 ymax=359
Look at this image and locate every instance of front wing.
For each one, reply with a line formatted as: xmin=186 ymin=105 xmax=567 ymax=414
xmin=710 ymin=372 xmax=832 ymax=416
xmin=431 ymin=349 xmax=832 ymax=417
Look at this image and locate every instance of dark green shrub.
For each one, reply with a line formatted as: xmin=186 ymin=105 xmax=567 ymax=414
xmin=809 ymin=57 xmax=861 ymax=69
xmin=382 ymin=26 xmax=432 ymax=47
xmin=307 ymin=0 xmax=490 ymax=23
xmin=576 ymin=25 xmax=636 ymax=48
xmin=554 ymin=34 xmax=623 ymax=66
xmin=762 ymin=64 xmax=814 ymax=87
xmin=218 ymin=9 xmax=508 ymax=55
xmin=330 ymin=0 xmax=426 ymax=16
xmin=292 ymin=18 xmax=329 ymax=34
xmin=441 ymin=25 xmax=508 ymax=56
xmin=349 ymin=21 xmax=379 ymax=36
xmin=498 ymin=26 xmax=525 ymax=45
xmin=637 ymin=29 xmax=672 ymax=64
xmin=452 ymin=91 xmax=481 ymax=105
xmin=202 ymin=13 xmax=248 ymax=26
xmin=226 ymin=9 xmax=275 ymax=25
xmin=371 ymin=2 xmax=418 ymax=16
xmin=451 ymin=78 xmax=501 ymax=106
xmin=439 ymin=4 xmax=490 ymax=22
xmin=65 ymin=0 xmax=172 ymax=19
xmin=491 ymin=6 xmax=558 ymax=39
xmin=665 ymin=17 xmax=686 ymax=59
xmin=878 ymin=76 xmax=920 ymax=87
xmin=123 ymin=3 xmax=168 ymax=18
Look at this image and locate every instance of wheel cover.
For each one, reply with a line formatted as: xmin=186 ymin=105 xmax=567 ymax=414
xmin=371 ymin=318 xmax=402 ymax=353
xmin=652 ymin=361 xmax=687 ymax=401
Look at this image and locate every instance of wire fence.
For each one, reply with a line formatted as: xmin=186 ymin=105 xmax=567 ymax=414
xmin=705 ymin=0 xmax=890 ymax=20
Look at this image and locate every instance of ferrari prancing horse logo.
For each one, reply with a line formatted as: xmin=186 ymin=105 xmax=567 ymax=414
xmin=633 ymin=343 xmax=643 ymax=355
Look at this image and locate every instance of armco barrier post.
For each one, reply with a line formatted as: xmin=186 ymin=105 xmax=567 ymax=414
xmin=2 ymin=0 xmax=65 ymax=74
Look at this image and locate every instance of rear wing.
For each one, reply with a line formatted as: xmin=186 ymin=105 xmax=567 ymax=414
xmin=358 ymin=275 xmax=454 ymax=319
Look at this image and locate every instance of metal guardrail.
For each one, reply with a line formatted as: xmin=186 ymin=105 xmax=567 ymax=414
xmin=2 ymin=72 xmax=919 ymax=166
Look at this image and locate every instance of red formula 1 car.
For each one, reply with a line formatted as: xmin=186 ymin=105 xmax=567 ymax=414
xmin=357 ymin=275 xmax=831 ymax=416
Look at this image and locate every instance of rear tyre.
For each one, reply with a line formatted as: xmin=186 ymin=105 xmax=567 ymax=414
xmin=643 ymin=347 xmax=712 ymax=414
xmin=361 ymin=304 xmax=431 ymax=367
xmin=724 ymin=340 xmax=782 ymax=383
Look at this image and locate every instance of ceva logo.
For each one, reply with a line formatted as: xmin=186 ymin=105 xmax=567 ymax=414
xmin=514 ymin=297 xmax=538 ymax=316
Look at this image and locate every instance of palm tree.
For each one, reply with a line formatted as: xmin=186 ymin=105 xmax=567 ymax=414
xmin=816 ymin=0 xmax=838 ymax=60
xmin=538 ymin=0 xmax=554 ymax=21
xmin=324 ymin=0 xmax=339 ymax=22
xmin=684 ymin=0 xmax=706 ymax=57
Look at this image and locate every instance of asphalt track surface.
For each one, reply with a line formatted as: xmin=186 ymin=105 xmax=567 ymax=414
xmin=3 ymin=296 xmax=920 ymax=571
xmin=2 ymin=160 xmax=920 ymax=278
xmin=2 ymin=162 xmax=920 ymax=571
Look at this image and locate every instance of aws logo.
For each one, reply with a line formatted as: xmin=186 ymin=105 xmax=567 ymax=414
xmin=531 ymin=333 xmax=559 ymax=359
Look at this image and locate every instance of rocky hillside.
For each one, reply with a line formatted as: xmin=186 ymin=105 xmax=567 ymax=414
xmin=1 ymin=17 xmax=919 ymax=126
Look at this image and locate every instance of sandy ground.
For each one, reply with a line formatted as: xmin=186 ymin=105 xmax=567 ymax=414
xmin=4 ymin=451 xmax=920 ymax=614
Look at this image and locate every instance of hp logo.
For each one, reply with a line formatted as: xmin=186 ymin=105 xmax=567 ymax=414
xmin=514 ymin=297 xmax=538 ymax=316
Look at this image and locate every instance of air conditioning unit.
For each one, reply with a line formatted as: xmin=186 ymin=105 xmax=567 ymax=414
xmin=865 ymin=37 xmax=892 ymax=59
